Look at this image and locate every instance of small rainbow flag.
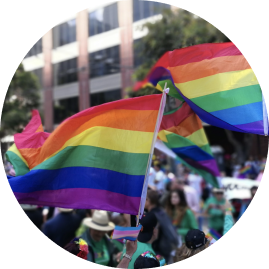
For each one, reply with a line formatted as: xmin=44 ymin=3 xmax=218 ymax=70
xmin=111 ymin=225 xmax=142 ymax=241
xmin=239 ymin=165 xmax=252 ymax=175
xmin=206 ymin=228 xmax=222 ymax=243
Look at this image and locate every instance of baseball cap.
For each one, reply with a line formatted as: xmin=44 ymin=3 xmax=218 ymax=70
xmin=137 ymin=211 xmax=158 ymax=243
xmin=185 ymin=229 xmax=208 ymax=250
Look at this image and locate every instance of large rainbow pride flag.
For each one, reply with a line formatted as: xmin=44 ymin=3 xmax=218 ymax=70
xmin=158 ymin=102 xmax=220 ymax=187
xmin=7 ymin=95 xmax=165 ymax=215
xmin=134 ymin=42 xmax=267 ymax=136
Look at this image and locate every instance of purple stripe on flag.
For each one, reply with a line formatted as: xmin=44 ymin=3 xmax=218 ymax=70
xmin=14 ymin=188 xmax=141 ymax=215
xmin=234 ymin=120 xmax=266 ymax=135
xmin=182 ymin=158 xmax=220 ymax=176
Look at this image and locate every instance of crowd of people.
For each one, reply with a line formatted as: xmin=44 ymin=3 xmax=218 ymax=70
xmin=4 ymin=153 xmax=263 ymax=268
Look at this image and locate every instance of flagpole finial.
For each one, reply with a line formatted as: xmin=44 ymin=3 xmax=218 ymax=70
xmin=163 ymin=82 xmax=169 ymax=94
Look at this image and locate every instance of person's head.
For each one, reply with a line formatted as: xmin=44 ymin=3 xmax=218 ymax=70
xmin=250 ymin=186 xmax=258 ymax=198
xmin=174 ymin=229 xmax=210 ymax=262
xmin=167 ymin=189 xmax=188 ymax=209
xmin=145 ymin=190 xmax=159 ymax=210
xmin=83 ymin=210 xmax=115 ymax=242
xmin=212 ymin=188 xmax=225 ymax=201
xmin=154 ymin=163 xmax=161 ymax=171
xmin=138 ymin=211 xmax=158 ymax=244
xmin=134 ymin=251 xmax=161 ymax=268
xmin=64 ymin=238 xmax=89 ymax=260
xmin=110 ymin=213 xmax=127 ymax=227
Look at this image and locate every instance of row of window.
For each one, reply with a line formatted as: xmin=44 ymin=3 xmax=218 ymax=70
xmin=25 ymin=1 xmax=169 ymax=57
xmin=30 ymin=40 xmax=144 ymax=87
xmin=54 ymin=89 xmax=121 ymax=124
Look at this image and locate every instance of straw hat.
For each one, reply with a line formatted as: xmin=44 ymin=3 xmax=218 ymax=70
xmin=83 ymin=210 xmax=115 ymax=231
xmin=212 ymin=188 xmax=225 ymax=194
xmin=58 ymin=207 xmax=73 ymax=213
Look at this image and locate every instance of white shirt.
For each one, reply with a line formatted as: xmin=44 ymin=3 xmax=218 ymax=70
xmin=155 ymin=170 xmax=166 ymax=191
xmin=184 ymin=185 xmax=200 ymax=213
xmin=188 ymin=174 xmax=203 ymax=198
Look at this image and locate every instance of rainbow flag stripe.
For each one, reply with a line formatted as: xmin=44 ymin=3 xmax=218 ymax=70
xmin=134 ymin=42 xmax=266 ymax=135
xmin=112 ymin=225 xmax=142 ymax=241
xmin=7 ymin=95 xmax=163 ymax=215
xmin=6 ymin=110 xmax=49 ymax=176
xmin=158 ymin=102 xmax=219 ymax=187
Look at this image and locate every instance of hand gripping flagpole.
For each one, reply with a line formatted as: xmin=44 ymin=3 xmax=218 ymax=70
xmin=136 ymin=83 xmax=169 ymax=226
xmin=262 ymin=93 xmax=268 ymax=136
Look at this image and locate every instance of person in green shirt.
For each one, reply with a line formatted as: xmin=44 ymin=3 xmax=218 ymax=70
xmin=203 ymin=188 xmax=234 ymax=236
xmin=165 ymin=189 xmax=198 ymax=241
xmin=121 ymin=210 xmax=158 ymax=269
xmin=79 ymin=210 xmax=119 ymax=266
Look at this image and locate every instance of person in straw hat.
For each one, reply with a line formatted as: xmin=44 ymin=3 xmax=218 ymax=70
xmin=79 ymin=210 xmax=118 ymax=266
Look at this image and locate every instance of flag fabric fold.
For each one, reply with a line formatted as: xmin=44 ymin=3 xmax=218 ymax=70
xmin=134 ymin=42 xmax=267 ymax=135
xmin=7 ymin=95 xmax=163 ymax=215
xmin=6 ymin=110 xmax=50 ymax=176
xmin=158 ymin=102 xmax=220 ymax=187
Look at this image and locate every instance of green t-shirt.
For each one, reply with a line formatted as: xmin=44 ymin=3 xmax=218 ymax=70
xmin=203 ymin=197 xmax=234 ymax=231
xmin=122 ymin=241 xmax=155 ymax=269
xmin=91 ymin=237 xmax=110 ymax=266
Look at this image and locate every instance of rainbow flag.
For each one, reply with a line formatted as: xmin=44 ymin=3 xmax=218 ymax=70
xmin=206 ymin=228 xmax=222 ymax=242
xmin=134 ymin=42 xmax=267 ymax=135
xmin=6 ymin=110 xmax=50 ymax=176
xmin=7 ymin=95 xmax=165 ymax=215
xmin=158 ymin=102 xmax=219 ymax=187
xmin=111 ymin=225 xmax=142 ymax=241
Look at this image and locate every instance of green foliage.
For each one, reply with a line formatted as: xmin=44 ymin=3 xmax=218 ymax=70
xmin=1 ymin=64 xmax=41 ymax=137
xmin=133 ymin=8 xmax=230 ymax=82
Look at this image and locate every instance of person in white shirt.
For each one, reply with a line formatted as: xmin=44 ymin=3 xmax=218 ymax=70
xmin=187 ymin=173 xmax=203 ymax=199
xmin=154 ymin=164 xmax=166 ymax=193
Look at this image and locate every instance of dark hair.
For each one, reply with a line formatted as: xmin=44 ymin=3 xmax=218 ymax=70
xmin=64 ymin=241 xmax=80 ymax=256
xmin=165 ymin=190 xmax=188 ymax=225
xmin=250 ymin=186 xmax=258 ymax=192
xmin=147 ymin=190 xmax=160 ymax=206
xmin=166 ymin=189 xmax=188 ymax=208
xmin=134 ymin=255 xmax=160 ymax=269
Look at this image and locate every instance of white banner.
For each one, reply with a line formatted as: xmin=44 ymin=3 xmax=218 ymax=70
xmin=221 ymin=177 xmax=259 ymax=200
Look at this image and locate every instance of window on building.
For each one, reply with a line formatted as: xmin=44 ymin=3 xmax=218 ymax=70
xmin=91 ymin=89 xmax=121 ymax=107
xmin=133 ymin=0 xmax=170 ymax=22
xmin=53 ymin=57 xmax=78 ymax=86
xmin=25 ymin=38 xmax=42 ymax=58
xmin=89 ymin=45 xmax=120 ymax=78
xmin=54 ymin=96 xmax=79 ymax=124
xmin=89 ymin=3 xmax=119 ymax=36
xmin=53 ymin=19 xmax=76 ymax=48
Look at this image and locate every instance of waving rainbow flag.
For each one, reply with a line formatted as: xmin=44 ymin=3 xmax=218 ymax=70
xmin=6 ymin=110 xmax=50 ymax=176
xmin=7 ymin=95 xmax=165 ymax=215
xmin=158 ymin=102 xmax=219 ymax=187
xmin=134 ymin=42 xmax=267 ymax=135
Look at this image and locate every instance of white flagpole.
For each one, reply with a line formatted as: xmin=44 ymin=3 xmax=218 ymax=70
xmin=136 ymin=83 xmax=169 ymax=226
xmin=262 ymin=93 xmax=268 ymax=136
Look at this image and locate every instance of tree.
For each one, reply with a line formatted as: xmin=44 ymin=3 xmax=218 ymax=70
xmin=0 ymin=64 xmax=41 ymax=138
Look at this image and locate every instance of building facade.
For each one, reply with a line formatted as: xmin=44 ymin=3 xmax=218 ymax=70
xmin=23 ymin=0 xmax=172 ymax=131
